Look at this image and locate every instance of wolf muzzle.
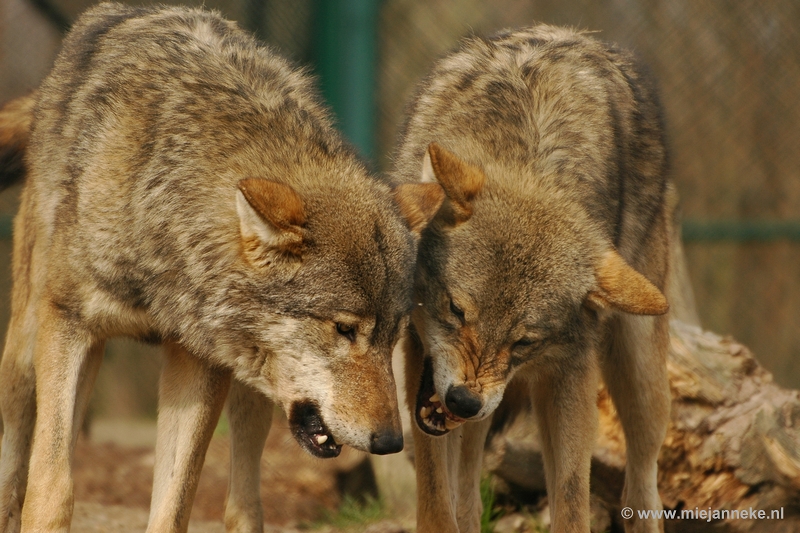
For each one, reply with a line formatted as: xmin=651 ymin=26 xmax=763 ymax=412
xmin=369 ymin=428 xmax=404 ymax=455
xmin=444 ymin=385 xmax=483 ymax=419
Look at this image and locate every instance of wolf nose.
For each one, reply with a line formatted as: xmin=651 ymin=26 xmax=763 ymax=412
xmin=370 ymin=430 xmax=404 ymax=455
xmin=445 ymin=385 xmax=483 ymax=418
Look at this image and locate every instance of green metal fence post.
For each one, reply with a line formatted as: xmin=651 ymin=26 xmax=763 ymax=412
xmin=314 ymin=0 xmax=381 ymax=162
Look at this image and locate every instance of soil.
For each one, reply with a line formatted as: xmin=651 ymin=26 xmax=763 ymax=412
xmin=57 ymin=413 xmax=390 ymax=532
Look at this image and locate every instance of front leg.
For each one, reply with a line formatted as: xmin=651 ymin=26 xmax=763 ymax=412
xmin=224 ymin=379 xmax=274 ymax=533
xmin=411 ymin=424 xmax=459 ymax=533
xmin=0 ymin=296 xmax=41 ymax=533
xmin=531 ymin=357 xmax=599 ymax=533
xmin=405 ymin=332 xmax=458 ymax=533
xmin=412 ymin=400 xmax=492 ymax=533
xmin=21 ymin=305 xmax=104 ymax=533
xmin=405 ymin=332 xmax=492 ymax=533
xmin=454 ymin=418 xmax=493 ymax=532
xmin=147 ymin=342 xmax=231 ymax=533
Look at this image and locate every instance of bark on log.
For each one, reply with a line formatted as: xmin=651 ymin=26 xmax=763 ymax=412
xmin=487 ymin=320 xmax=800 ymax=533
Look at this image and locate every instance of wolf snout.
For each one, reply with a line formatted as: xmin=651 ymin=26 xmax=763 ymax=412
xmin=369 ymin=428 xmax=404 ymax=455
xmin=445 ymin=385 xmax=483 ymax=419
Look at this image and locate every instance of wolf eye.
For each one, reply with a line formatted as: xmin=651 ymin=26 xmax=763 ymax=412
xmin=336 ymin=323 xmax=356 ymax=342
xmin=513 ymin=338 xmax=540 ymax=350
xmin=449 ymin=299 xmax=465 ymax=324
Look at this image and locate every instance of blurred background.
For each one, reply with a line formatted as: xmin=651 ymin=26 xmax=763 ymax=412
xmin=0 ymin=0 xmax=798 ymax=446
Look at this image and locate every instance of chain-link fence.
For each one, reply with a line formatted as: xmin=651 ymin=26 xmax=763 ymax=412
xmin=1 ymin=0 xmax=799 ymax=419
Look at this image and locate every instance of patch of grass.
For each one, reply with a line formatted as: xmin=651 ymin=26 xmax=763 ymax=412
xmin=213 ymin=411 xmax=229 ymax=437
xmin=531 ymin=514 xmax=551 ymax=533
xmin=480 ymin=476 xmax=503 ymax=533
xmin=312 ymin=494 xmax=387 ymax=532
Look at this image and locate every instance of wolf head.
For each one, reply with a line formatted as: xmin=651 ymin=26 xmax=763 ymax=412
xmin=230 ymin=174 xmax=443 ymax=456
xmin=410 ymin=143 xmax=667 ymax=435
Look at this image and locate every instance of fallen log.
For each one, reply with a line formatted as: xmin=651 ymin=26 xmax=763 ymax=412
xmin=487 ymin=320 xmax=800 ymax=533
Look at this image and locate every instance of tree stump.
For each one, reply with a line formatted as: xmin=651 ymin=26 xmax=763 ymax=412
xmin=487 ymin=320 xmax=800 ymax=532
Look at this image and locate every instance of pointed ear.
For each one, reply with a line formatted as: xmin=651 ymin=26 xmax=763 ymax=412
xmin=236 ymin=178 xmax=307 ymax=268
xmin=421 ymin=142 xmax=486 ymax=223
xmin=393 ymin=182 xmax=445 ymax=235
xmin=585 ymin=250 xmax=669 ymax=315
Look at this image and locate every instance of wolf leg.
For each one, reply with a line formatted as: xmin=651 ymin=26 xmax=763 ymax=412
xmin=411 ymin=424 xmax=460 ymax=533
xmin=0 ymin=195 xmax=42 ymax=533
xmin=404 ymin=332 xmax=458 ymax=533
xmin=531 ymin=358 xmax=599 ymax=533
xmin=0 ymin=306 xmax=38 ymax=533
xmin=147 ymin=342 xmax=231 ymax=533
xmin=603 ymin=315 xmax=669 ymax=533
xmin=405 ymin=326 xmax=493 ymax=533
xmin=411 ymin=418 xmax=492 ymax=533
xmin=19 ymin=306 xmax=103 ymax=532
xmin=454 ymin=418 xmax=492 ymax=533
xmin=224 ymin=379 xmax=273 ymax=533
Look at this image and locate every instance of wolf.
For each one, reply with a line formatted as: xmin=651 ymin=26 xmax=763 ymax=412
xmin=393 ymin=26 xmax=673 ymax=533
xmin=0 ymin=3 xmax=444 ymax=532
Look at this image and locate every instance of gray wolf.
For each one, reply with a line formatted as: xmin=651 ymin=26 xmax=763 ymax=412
xmin=0 ymin=3 xmax=443 ymax=532
xmin=393 ymin=25 xmax=672 ymax=533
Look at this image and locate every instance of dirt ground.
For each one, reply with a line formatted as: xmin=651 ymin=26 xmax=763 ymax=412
xmin=14 ymin=413 xmax=408 ymax=532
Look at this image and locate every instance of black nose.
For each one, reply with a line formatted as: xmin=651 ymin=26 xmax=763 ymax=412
xmin=445 ymin=385 xmax=483 ymax=419
xmin=370 ymin=430 xmax=404 ymax=455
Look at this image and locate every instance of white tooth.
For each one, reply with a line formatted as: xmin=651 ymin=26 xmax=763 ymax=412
xmin=420 ymin=406 xmax=431 ymax=419
xmin=436 ymin=407 xmax=443 ymax=414
xmin=430 ymin=393 xmax=441 ymax=403
xmin=316 ymin=434 xmax=328 ymax=445
xmin=445 ymin=418 xmax=462 ymax=430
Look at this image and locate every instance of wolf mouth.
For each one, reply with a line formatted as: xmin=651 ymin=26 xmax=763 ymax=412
xmin=289 ymin=401 xmax=342 ymax=458
xmin=415 ymin=357 xmax=465 ymax=436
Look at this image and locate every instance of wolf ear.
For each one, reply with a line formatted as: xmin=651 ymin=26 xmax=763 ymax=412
xmin=585 ymin=250 xmax=669 ymax=315
xmin=236 ymin=178 xmax=307 ymax=269
xmin=420 ymin=142 xmax=486 ymax=223
xmin=393 ymin=183 xmax=446 ymax=234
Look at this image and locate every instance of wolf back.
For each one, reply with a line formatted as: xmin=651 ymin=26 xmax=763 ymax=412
xmin=394 ymin=25 xmax=669 ymax=262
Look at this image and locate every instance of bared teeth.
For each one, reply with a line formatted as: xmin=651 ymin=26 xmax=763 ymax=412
xmin=436 ymin=407 xmax=443 ymax=414
xmin=445 ymin=418 xmax=461 ymax=430
xmin=316 ymin=434 xmax=328 ymax=445
xmin=420 ymin=406 xmax=432 ymax=419
xmin=430 ymin=393 xmax=441 ymax=403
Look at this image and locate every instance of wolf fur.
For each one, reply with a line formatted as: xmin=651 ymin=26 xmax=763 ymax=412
xmin=394 ymin=26 xmax=673 ymax=533
xmin=0 ymin=4 xmax=444 ymax=532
